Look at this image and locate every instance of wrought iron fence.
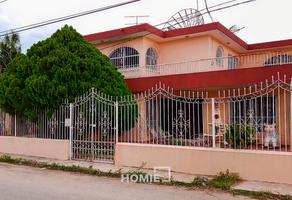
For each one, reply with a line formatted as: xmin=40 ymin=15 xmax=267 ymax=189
xmin=15 ymin=104 xmax=70 ymax=139
xmin=0 ymin=74 xmax=291 ymax=158
xmin=118 ymin=74 xmax=292 ymax=152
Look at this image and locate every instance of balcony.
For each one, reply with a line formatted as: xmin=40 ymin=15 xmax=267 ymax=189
xmin=117 ymin=51 xmax=292 ymax=79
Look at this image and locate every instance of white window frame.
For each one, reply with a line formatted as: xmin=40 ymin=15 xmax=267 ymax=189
xmin=146 ymin=47 xmax=158 ymax=67
xmin=109 ymin=47 xmax=139 ymax=69
xmin=216 ymin=46 xmax=224 ymax=67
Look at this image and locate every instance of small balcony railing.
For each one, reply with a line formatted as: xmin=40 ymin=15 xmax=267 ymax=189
xmin=118 ymin=51 xmax=292 ymax=79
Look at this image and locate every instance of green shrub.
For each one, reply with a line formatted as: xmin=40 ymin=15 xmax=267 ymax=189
xmin=225 ymin=124 xmax=256 ymax=149
xmin=0 ymin=25 xmax=137 ymax=132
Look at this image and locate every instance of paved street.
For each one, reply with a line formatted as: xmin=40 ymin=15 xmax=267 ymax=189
xmin=0 ymin=163 xmax=251 ymax=200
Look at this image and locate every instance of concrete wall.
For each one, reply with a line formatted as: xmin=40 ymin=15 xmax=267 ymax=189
xmin=96 ymin=36 xmax=234 ymax=66
xmin=0 ymin=137 xmax=70 ymax=160
xmin=115 ymin=143 xmax=292 ymax=184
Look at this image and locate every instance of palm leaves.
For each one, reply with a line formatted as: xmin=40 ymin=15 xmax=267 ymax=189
xmin=0 ymin=33 xmax=21 ymax=72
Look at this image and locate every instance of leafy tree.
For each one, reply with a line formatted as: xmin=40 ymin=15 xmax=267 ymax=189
xmin=0 ymin=32 xmax=21 ymax=72
xmin=0 ymin=25 xmax=132 ymax=123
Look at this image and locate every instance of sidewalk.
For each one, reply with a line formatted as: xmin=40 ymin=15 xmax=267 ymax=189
xmin=1 ymin=154 xmax=196 ymax=183
xmin=233 ymin=181 xmax=292 ymax=196
xmin=2 ymin=153 xmax=292 ymax=196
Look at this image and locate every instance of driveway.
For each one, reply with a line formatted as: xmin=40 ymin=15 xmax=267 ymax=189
xmin=0 ymin=163 xmax=251 ymax=200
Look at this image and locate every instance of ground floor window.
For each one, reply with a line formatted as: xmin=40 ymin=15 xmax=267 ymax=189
xmin=230 ymin=96 xmax=276 ymax=131
xmin=146 ymin=98 xmax=203 ymax=139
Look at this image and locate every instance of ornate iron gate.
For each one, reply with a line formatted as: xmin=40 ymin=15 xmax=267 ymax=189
xmin=71 ymin=88 xmax=117 ymax=162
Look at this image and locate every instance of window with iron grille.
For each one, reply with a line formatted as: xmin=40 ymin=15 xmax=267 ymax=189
xmin=228 ymin=55 xmax=239 ymax=69
xmin=230 ymin=96 xmax=276 ymax=131
xmin=109 ymin=47 xmax=139 ymax=69
xmin=264 ymin=54 xmax=292 ymax=66
xmin=216 ymin=46 xmax=224 ymax=67
xmin=145 ymin=98 xmax=204 ymax=139
xmin=146 ymin=47 xmax=158 ymax=67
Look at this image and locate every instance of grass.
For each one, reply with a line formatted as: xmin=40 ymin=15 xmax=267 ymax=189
xmin=233 ymin=189 xmax=292 ymax=200
xmin=0 ymin=154 xmax=291 ymax=200
xmin=209 ymin=170 xmax=240 ymax=190
xmin=0 ymin=154 xmax=122 ymax=178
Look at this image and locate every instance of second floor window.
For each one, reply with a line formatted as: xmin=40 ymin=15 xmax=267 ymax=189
xmin=216 ymin=46 xmax=224 ymax=67
xmin=264 ymin=54 xmax=292 ymax=66
xmin=228 ymin=55 xmax=239 ymax=69
xmin=146 ymin=48 xmax=158 ymax=67
xmin=109 ymin=47 xmax=139 ymax=69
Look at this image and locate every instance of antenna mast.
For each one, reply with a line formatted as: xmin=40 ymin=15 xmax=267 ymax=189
xmin=125 ymin=15 xmax=150 ymax=26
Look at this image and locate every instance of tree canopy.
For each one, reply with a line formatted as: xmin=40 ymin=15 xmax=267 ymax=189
xmin=0 ymin=33 xmax=21 ymax=72
xmin=0 ymin=25 xmax=131 ymax=121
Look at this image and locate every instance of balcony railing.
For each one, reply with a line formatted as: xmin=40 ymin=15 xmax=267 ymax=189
xmin=118 ymin=51 xmax=292 ymax=79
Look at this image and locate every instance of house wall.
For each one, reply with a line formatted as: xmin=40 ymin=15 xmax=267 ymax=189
xmin=94 ymin=35 xmax=292 ymax=79
xmin=0 ymin=137 xmax=70 ymax=160
xmin=95 ymin=35 xmax=238 ymax=68
xmin=158 ymin=36 xmax=211 ymax=63
xmin=115 ymin=143 xmax=292 ymax=184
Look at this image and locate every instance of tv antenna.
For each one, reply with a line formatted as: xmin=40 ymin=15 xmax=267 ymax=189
xmin=229 ymin=24 xmax=245 ymax=34
xmin=163 ymin=0 xmax=256 ymax=30
xmin=125 ymin=15 xmax=150 ymax=26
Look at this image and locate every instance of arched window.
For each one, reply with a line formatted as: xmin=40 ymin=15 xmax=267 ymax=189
xmin=216 ymin=46 xmax=224 ymax=67
xmin=109 ymin=47 xmax=139 ymax=69
xmin=264 ymin=54 xmax=292 ymax=66
xmin=228 ymin=54 xmax=239 ymax=69
xmin=146 ymin=48 xmax=158 ymax=67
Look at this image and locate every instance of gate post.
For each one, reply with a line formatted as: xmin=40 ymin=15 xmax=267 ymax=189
xmin=290 ymin=79 xmax=292 ymax=151
xmin=14 ymin=112 xmax=17 ymax=137
xmin=115 ymin=101 xmax=119 ymax=143
xmin=69 ymin=103 xmax=74 ymax=160
xmin=211 ymin=98 xmax=216 ymax=148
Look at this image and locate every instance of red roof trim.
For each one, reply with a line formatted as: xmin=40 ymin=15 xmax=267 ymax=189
xmin=163 ymin=23 xmax=248 ymax=49
xmin=125 ymin=65 xmax=292 ymax=92
xmin=84 ymin=23 xmax=164 ymax=41
xmin=85 ymin=22 xmax=292 ymax=50
xmin=216 ymin=23 xmax=249 ymax=49
xmin=248 ymin=39 xmax=292 ymax=50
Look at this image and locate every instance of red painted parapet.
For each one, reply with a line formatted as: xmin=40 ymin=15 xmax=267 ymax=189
xmin=125 ymin=64 xmax=292 ymax=92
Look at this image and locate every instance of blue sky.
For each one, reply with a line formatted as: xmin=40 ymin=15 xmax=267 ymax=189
xmin=0 ymin=0 xmax=292 ymax=51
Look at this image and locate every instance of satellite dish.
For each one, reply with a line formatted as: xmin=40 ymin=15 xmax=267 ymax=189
xmin=163 ymin=8 xmax=204 ymax=30
xmin=163 ymin=0 xmax=254 ymax=31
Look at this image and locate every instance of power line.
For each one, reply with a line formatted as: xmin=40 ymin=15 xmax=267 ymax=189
xmin=0 ymin=0 xmax=8 ymax=4
xmin=100 ymin=0 xmax=256 ymax=51
xmin=0 ymin=0 xmax=140 ymax=37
